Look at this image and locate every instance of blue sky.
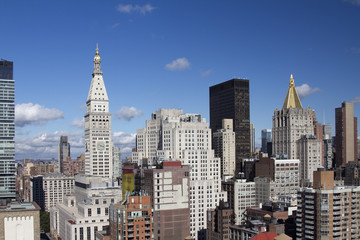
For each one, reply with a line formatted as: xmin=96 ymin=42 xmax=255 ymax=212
xmin=2 ymin=0 xmax=360 ymax=160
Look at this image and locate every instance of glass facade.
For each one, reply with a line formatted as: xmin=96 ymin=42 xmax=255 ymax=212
xmin=0 ymin=60 xmax=15 ymax=200
xmin=210 ymin=79 xmax=250 ymax=173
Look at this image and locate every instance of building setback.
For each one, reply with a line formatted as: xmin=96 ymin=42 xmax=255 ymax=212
xmin=210 ymin=79 xmax=250 ymax=173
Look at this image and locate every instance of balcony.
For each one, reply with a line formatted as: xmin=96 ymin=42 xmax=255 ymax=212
xmin=305 ymin=210 xmax=314 ymax=215
xmin=305 ymin=215 xmax=314 ymax=219
xmin=305 ymin=195 xmax=314 ymax=199
xmin=304 ymin=234 xmax=314 ymax=239
xmin=305 ymin=200 xmax=314 ymax=205
xmin=306 ymin=205 xmax=314 ymax=210
xmin=305 ymin=224 xmax=314 ymax=230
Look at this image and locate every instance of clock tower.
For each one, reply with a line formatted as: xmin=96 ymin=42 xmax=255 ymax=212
xmin=84 ymin=45 xmax=113 ymax=179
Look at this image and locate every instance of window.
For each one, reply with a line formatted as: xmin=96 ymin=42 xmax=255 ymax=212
xmin=88 ymin=208 xmax=92 ymax=217
xmin=87 ymin=227 xmax=91 ymax=240
xmin=97 ymin=208 xmax=101 ymax=215
xmin=105 ymin=207 xmax=109 ymax=215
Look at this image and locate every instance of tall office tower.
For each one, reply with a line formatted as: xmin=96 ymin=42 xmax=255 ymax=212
xmin=112 ymin=144 xmax=121 ymax=179
xmin=297 ymin=135 xmax=322 ymax=183
xmin=142 ymin=161 xmax=190 ymax=240
xmin=296 ymin=169 xmax=360 ymax=240
xmin=210 ymin=79 xmax=250 ymax=174
xmin=109 ymin=195 xmax=153 ymax=240
xmin=213 ymin=119 xmax=236 ymax=178
xmin=250 ymin=124 xmax=255 ymax=154
xmin=272 ymin=74 xmax=316 ymax=159
xmin=131 ymin=109 xmax=183 ymax=165
xmin=0 ymin=60 xmax=15 ymax=200
xmin=132 ymin=109 xmax=227 ymax=239
xmin=323 ymin=124 xmax=331 ymax=140
xmin=335 ymin=102 xmax=358 ymax=167
xmin=58 ymin=136 xmax=70 ymax=173
xmin=84 ymin=46 xmax=113 ymax=179
xmin=261 ymin=129 xmax=272 ymax=154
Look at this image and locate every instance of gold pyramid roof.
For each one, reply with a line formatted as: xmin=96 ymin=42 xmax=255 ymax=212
xmin=282 ymin=74 xmax=303 ymax=109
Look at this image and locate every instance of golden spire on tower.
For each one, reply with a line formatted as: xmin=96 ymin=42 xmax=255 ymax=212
xmin=282 ymin=74 xmax=303 ymax=109
xmin=94 ymin=43 xmax=101 ymax=62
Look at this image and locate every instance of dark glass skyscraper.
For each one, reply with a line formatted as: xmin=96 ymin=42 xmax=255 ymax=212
xmin=210 ymin=79 xmax=250 ymax=174
xmin=58 ymin=136 xmax=70 ymax=173
xmin=0 ymin=60 xmax=15 ymax=200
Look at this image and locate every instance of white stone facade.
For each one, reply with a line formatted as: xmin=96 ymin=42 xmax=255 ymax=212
xmin=233 ymin=179 xmax=256 ymax=224
xmin=272 ymin=107 xmax=315 ymax=159
xmin=43 ymin=173 xmax=74 ymax=211
xmin=132 ymin=109 xmax=227 ymax=239
xmin=50 ymin=175 xmax=121 ymax=240
xmin=297 ymin=135 xmax=322 ymax=183
xmin=84 ymin=47 xmax=113 ymax=179
xmin=274 ymin=158 xmax=300 ymax=196
xmin=213 ymin=119 xmax=236 ymax=177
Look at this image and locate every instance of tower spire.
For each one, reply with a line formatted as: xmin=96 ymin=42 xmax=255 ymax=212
xmin=93 ymin=44 xmax=102 ymax=76
xmin=282 ymin=74 xmax=302 ymax=109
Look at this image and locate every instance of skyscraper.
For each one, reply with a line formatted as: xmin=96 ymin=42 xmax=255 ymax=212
xmin=335 ymin=102 xmax=358 ymax=167
xmin=272 ymin=75 xmax=316 ymax=159
xmin=261 ymin=129 xmax=272 ymax=154
xmin=0 ymin=60 xmax=15 ymax=200
xmin=58 ymin=136 xmax=70 ymax=173
xmin=210 ymin=79 xmax=250 ymax=173
xmin=84 ymin=45 xmax=113 ymax=179
xmin=131 ymin=109 xmax=227 ymax=239
xmin=250 ymin=124 xmax=255 ymax=154
xmin=213 ymin=119 xmax=236 ymax=177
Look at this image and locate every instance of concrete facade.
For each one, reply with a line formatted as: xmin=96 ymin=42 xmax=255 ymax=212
xmin=0 ymin=202 xmax=40 ymax=240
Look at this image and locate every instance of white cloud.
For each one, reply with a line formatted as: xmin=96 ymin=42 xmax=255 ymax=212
xmin=200 ymin=69 xmax=212 ymax=77
xmin=72 ymin=118 xmax=84 ymax=128
xmin=295 ymin=84 xmax=321 ymax=99
xmin=350 ymin=47 xmax=360 ymax=54
xmin=110 ymin=23 xmax=120 ymax=29
xmin=343 ymin=0 xmax=360 ymax=6
xmin=115 ymin=106 xmax=143 ymax=121
xmin=165 ymin=57 xmax=190 ymax=71
xmin=351 ymin=96 xmax=360 ymax=104
xmin=117 ymin=4 xmax=156 ymax=15
xmin=15 ymin=131 xmax=83 ymax=160
xmin=112 ymin=131 xmax=136 ymax=155
xmin=15 ymin=103 xmax=64 ymax=127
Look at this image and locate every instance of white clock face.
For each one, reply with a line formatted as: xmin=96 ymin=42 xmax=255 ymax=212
xmin=97 ymin=141 xmax=105 ymax=151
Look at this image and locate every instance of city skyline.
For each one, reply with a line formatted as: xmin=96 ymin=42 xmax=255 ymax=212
xmin=1 ymin=0 xmax=360 ymax=160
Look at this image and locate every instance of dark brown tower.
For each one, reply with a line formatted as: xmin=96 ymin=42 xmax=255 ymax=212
xmin=210 ymin=79 xmax=250 ymax=175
